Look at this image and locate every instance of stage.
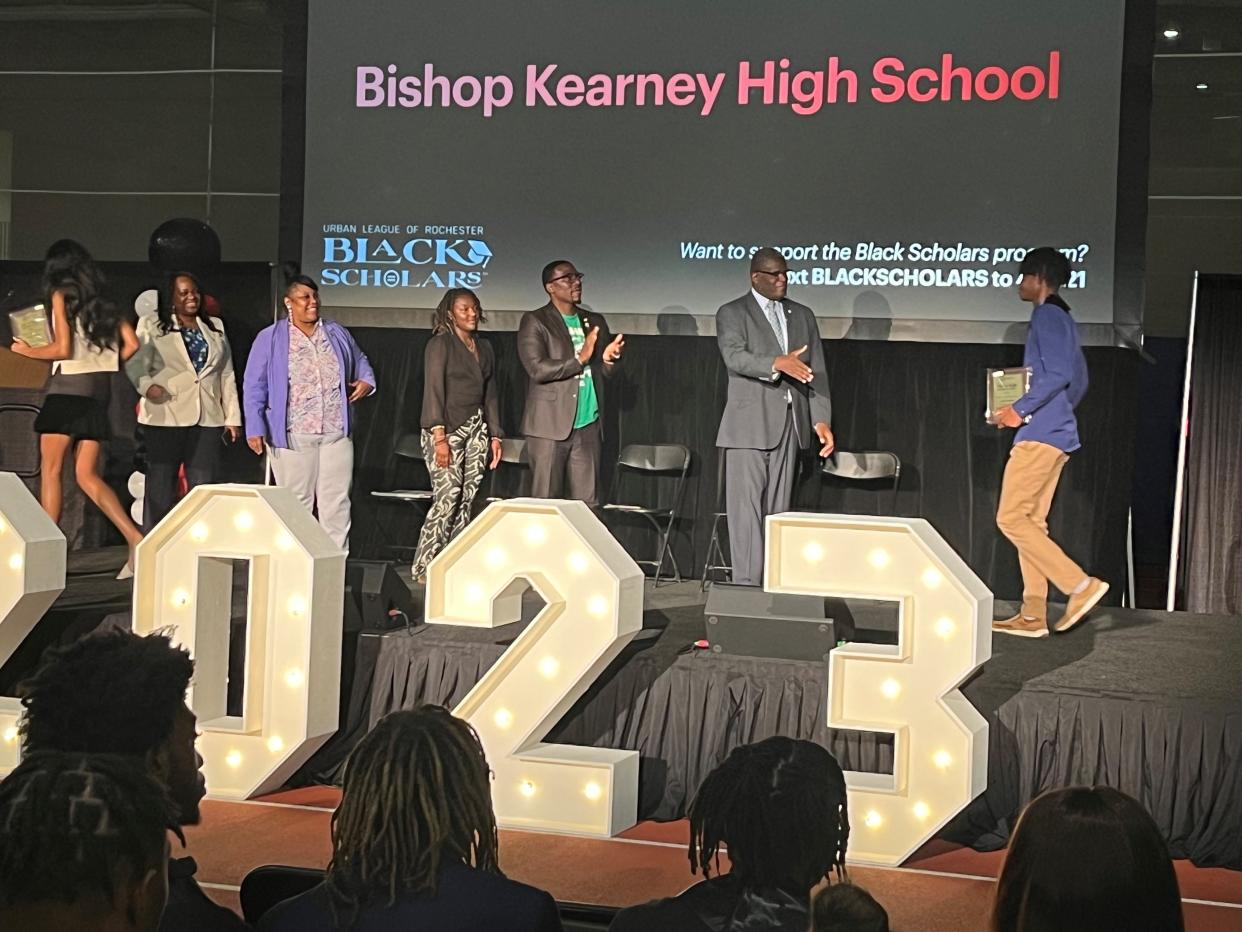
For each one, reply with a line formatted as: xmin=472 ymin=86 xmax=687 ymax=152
xmin=5 ymin=551 xmax=1241 ymax=874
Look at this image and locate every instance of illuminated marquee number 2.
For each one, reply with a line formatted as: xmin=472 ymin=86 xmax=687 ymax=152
xmin=426 ymin=499 xmax=644 ymax=836
xmin=766 ymin=513 xmax=992 ymax=865
xmin=0 ymin=473 xmax=67 ymax=774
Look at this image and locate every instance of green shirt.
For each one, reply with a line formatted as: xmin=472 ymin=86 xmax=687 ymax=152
xmin=562 ymin=313 xmax=600 ymax=429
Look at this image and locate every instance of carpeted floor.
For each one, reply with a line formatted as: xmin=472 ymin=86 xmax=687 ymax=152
xmin=186 ymin=788 xmax=1242 ymax=931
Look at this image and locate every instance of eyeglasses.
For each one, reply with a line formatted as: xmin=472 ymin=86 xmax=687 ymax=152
xmin=753 ymin=269 xmax=789 ymax=280
xmin=547 ymin=272 xmax=585 ymax=285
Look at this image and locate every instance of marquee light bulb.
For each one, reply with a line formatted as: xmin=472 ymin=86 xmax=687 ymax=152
xmin=2 ymin=727 xmax=17 ymax=744
xmin=225 ymin=750 xmax=243 ymax=769
xmin=933 ymin=750 xmax=953 ymax=770
xmin=881 ymin=678 xmax=902 ymax=700
xmin=171 ymin=588 xmax=191 ymax=608
xmin=287 ymin=595 xmax=307 ymax=617
xmin=913 ymin=801 xmax=931 ymax=822
xmin=864 ymin=809 xmax=884 ymax=829
xmin=568 ymin=551 xmax=590 ymax=574
xmin=922 ymin=567 xmax=943 ymax=589
xmin=7 ymin=553 xmax=21 ymax=571
xmin=583 ymin=781 xmax=603 ymax=801
xmin=485 ymin=547 xmax=507 ymax=569
xmin=523 ymin=523 xmax=547 ymax=545
xmin=190 ymin=521 xmax=209 ymax=542
xmin=802 ymin=541 xmax=824 ymax=564
xmin=0 ymin=517 xmax=8 ymax=535
xmin=275 ymin=530 xmax=294 ymax=551
xmin=587 ymin=595 xmax=608 ymax=618
xmin=267 ymin=735 xmax=285 ymax=753
xmin=493 ymin=708 xmax=514 ymax=729
xmin=284 ymin=668 xmax=305 ymax=688
xmin=868 ymin=548 xmax=891 ymax=570
xmin=519 ymin=780 xmax=536 ymax=798
xmin=538 ymin=656 xmax=559 ymax=679
xmin=934 ymin=617 xmax=956 ymax=639
xmin=233 ymin=511 xmax=254 ymax=532
xmin=464 ymin=582 xmax=485 ymax=604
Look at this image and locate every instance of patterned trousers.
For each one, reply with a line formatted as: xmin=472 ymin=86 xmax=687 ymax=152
xmin=412 ymin=412 xmax=489 ymax=578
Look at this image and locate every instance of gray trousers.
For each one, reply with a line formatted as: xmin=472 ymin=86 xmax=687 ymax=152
xmin=724 ymin=409 xmax=800 ymax=586
xmin=268 ymin=430 xmax=353 ymax=550
xmin=526 ymin=419 xmax=601 ymax=506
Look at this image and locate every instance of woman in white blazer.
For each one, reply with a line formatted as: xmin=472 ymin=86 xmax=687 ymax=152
xmin=134 ymin=272 xmax=242 ymax=532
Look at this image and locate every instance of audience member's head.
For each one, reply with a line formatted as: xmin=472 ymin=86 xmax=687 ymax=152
xmin=325 ymin=705 xmax=500 ymax=923
xmin=689 ymin=736 xmax=849 ymax=892
xmin=810 ymin=882 xmax=889 ymax=932
xmin=0 ymin=751 xmax=178 ymax=932
xmin=19 ymin=630 xmax=204 ymax=825
xmin=992 ymin=786 xmax=1184 ymax=932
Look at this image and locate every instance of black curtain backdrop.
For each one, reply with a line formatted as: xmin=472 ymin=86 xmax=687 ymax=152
xmin=347 ymin=330 xmax=1138 ymax=602
xmin=1183 ymin=275 xmax=1242 ymax=615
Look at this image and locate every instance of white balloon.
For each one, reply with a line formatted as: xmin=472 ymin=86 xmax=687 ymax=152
xmin=127 ymin=471 xmax=145 ymax=498
xmin=134 ymin=289 xmax=159 ymax=318
xmin=130 ymin=500 xmax=143 ymax=524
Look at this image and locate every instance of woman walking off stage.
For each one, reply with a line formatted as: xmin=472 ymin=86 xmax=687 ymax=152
xmin=411 ymin=288 xmax=504 ymax=583
xmin=10 ymin=240 xmax=144 ymax=572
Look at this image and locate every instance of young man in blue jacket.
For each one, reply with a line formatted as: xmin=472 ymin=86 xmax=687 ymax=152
xmin=992 ymin=247 xmax=1107 ymax=637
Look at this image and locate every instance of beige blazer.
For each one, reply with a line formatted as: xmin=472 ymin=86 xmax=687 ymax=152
xmin=135 ymin=315 xmax=242 ymax=428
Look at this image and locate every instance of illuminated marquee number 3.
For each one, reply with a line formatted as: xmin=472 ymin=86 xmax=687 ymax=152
xmin=425 ymin=500 xmax=644 ymax=836
xmin=766 ymin=513 xmax=992 ymax=865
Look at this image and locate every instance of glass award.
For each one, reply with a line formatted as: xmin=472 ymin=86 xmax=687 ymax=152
xmin=8 ymin=304 xmax=52 ymax=348
xmin=985 ymin=367 xmax=1032 ymax=423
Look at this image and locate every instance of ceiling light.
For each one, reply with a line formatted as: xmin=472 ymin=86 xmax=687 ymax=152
xmin=1162 ymin=28 xmax=1179 ymax=39
xmin=1195 ymin=82 xmax=1209 ymax=91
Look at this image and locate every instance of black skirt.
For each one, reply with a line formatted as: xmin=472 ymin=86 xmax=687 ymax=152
xmin=34 ymin=393 xmax=112 ymax=441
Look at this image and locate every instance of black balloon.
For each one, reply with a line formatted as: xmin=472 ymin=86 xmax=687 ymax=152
xmin=148 ymin=218 xmax=221 ymax=273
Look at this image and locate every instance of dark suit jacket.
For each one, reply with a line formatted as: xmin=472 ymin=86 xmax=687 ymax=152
xmin=517 ymin=302 xmax=615 ymax=441
xmin=715 ymin=292 xmax=831 ymax=451
xmin=256 ymin=863 xmax=563 ymax=932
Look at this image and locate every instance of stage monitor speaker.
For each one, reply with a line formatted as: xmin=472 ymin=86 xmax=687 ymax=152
xmin=344 ymin=559 xmax=418 ymax=631
xmin=704 ymin=583 xmax=841 ymax=662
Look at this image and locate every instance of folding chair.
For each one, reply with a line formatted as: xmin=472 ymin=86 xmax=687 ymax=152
xmin=602 ymin=443 xmax=691 ymax=585
xmin=821 ymin=450 xmax=902 ymax=514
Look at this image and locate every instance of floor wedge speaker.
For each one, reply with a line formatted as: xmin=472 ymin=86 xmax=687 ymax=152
xmin=704 ymin=583 xmax=840 ymax=662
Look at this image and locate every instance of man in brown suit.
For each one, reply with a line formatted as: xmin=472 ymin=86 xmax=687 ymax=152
xmin=517 ymin=259 xmax=625 ymax=505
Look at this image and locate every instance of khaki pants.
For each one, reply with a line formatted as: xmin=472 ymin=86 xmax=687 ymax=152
xmin=996 ymin=440 xmax=1085 ymax=615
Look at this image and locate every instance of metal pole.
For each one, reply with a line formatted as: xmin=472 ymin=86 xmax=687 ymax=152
xmin=1166 ymin=271 xmax=1199 ymax=612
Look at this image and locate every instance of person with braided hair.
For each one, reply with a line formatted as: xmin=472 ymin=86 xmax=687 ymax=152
xmin=0 ymin=750 xmax=179 ymax=932
xmin=258 ymin=705 xmax=561 ymax=931
xmin=610 ymin=736 xmax=850 ymax=932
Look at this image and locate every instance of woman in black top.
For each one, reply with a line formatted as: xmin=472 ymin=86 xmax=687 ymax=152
xmin=412 ymin=288 xmax=503 ymax=582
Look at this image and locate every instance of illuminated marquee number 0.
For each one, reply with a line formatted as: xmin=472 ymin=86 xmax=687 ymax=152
xmin=0 ymin=479 xmax=345 ymax=792
xmin=129 ymin=484 xmax=346 ymax=798
xmin=425 ymin=499 xmax=644 ymax=836
xmin=766 ymin=513 xmax=992 ymax=865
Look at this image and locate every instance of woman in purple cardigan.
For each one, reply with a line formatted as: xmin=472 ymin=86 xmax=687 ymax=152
xmin=243 ymin=275 xmax=375 ymax=549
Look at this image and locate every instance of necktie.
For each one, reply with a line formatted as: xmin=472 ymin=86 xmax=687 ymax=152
xmin=765 ymin=300 xmax=787 ymax=353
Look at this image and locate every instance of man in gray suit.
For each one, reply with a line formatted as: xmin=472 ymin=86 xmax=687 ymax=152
xmin=518 ymin=259 xmax=625 ymax=505
xmin=717 ymin=247 xmax=834 ymax=586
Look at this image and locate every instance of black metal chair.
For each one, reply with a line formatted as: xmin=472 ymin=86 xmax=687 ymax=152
xmin=370 ymin=432 xmax=435 ymax=559
xmin=701 ymin=452 xmax=731 ymax=590
xmin=0 ymin=404 xmax=42 ymax=478
xmin=239 ymin=864 xmax=324 ymax=925
xmin=602 ymin=443 xmax=691 ymax=585
xmin=820 ymin=450 xmax=902 ymax=514
xmin=485 ymin=436 xmax=530 ymax=503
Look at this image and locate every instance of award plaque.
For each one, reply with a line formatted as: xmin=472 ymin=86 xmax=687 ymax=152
xmin=985 ymin=366 xmax=1032 ymax=423
xmin=8 ymin=304 xmax=52 ymax=348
